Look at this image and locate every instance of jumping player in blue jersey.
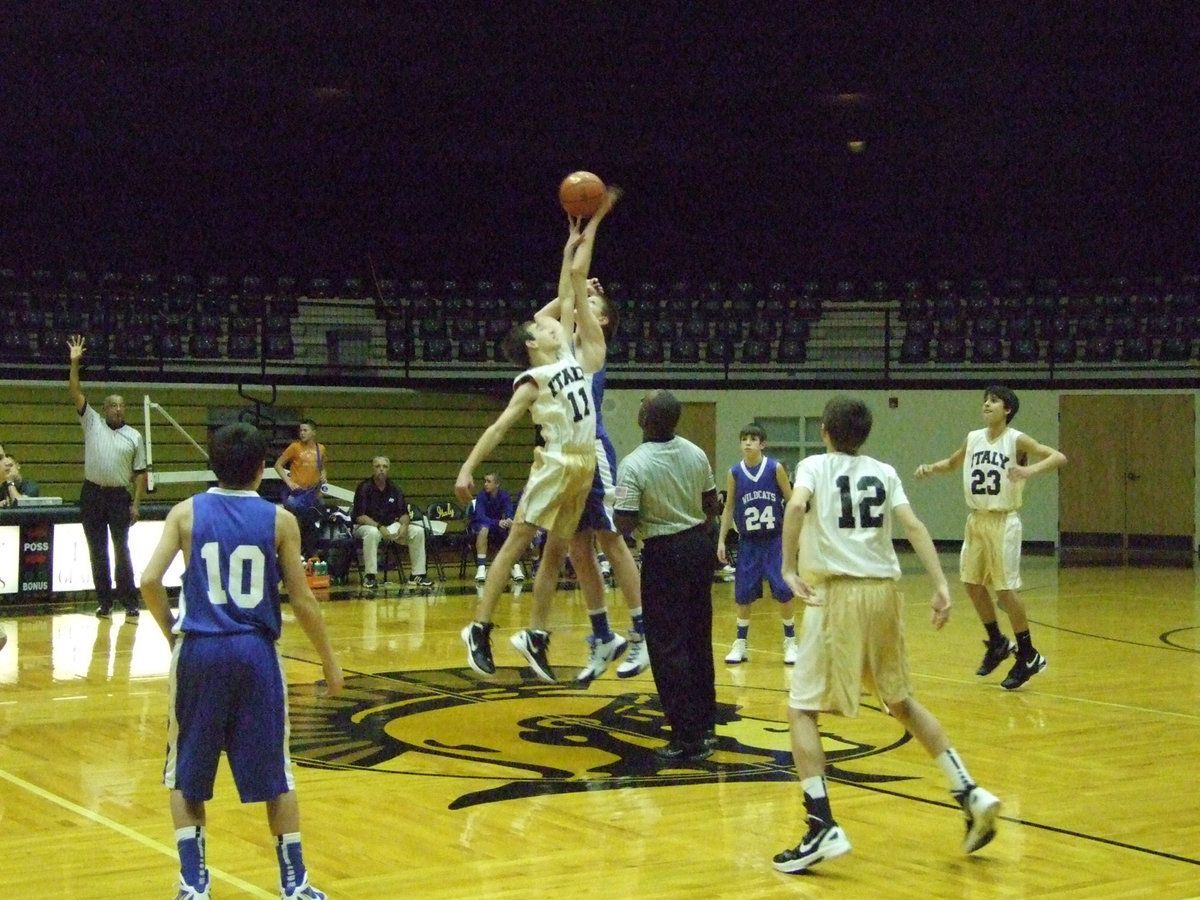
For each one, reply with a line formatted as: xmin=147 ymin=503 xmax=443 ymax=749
xmin=717 ymin=423 xmax=797 ymax=665
xmin=141 ymin=422 xmax=344 ymax=900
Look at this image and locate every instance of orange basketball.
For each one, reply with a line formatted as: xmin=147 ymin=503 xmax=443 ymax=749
xmin=559 ymin=171 xmax=606 ymax=217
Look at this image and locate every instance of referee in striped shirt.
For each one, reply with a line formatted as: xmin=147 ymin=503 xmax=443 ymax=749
xmin=68 ymin=335 xmax=147 ymax=619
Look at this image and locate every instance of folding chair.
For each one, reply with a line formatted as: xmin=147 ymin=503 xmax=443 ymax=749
xmin=407 ymin=503 xmax=448 ymax=582
xmin=425 ymin=499 xmax=468 ymax=580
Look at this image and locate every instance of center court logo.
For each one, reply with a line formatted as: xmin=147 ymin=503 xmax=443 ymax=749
xmin=287 ymin=667 xmax=913 ymax=809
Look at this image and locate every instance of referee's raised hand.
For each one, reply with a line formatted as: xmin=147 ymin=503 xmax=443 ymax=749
xmin=68 ymin=334 xmax=86 ymax=360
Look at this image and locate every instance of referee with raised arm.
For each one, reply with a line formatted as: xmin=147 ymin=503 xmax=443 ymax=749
xmin=68 ymin=335 xmax=147 ymax=619
xmin=613 ymin=390 xmax=722 ymax=763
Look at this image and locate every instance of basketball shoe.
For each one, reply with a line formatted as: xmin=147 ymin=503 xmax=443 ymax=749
xmin=958 ymin=785 xmax=1002 ymax=852
xmin=783 ymin=635 xmax=798 ymax=665
xmin=616 ymin=634 xmax=650 ymax=677
xmin=577 ymin=632 xmax=627 ymax=684
xmin=173 ymin=878 xmax=210 ymax=900
xmin=511 ymin=629 xmax=555 ymax=682
xmin=724 ymin=637 xmax=748 ymax=664
xmin=281 ymin=877 xmax=327 ymax=899
xmin=1000 ymin=652 xmax=1046 ymax=690
xmin=772 ymin=817 xmax=852 ymax=873
xmin=976 ymin=636 xmax=1015 ymax=676
xmin=461 ymin=622 xmax=495 ymax=676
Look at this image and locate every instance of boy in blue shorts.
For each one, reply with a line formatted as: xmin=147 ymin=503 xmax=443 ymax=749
xmin=716 ymin=424 xmax=797 ymax=665
xmin=141 ymin=422 xmax=344 ymax=900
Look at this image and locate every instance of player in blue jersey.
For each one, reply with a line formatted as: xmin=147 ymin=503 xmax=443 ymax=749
xmin=570 ymin=285 xmax=653 ymax=683
xmin=141 ymin=422 xmax=344 ymax=900
xmin=716 ymin=423 xmax=797 ymax=665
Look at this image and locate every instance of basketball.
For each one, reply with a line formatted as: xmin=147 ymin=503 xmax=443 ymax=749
xmin=559 ymin=171 xmax=606 ymax=217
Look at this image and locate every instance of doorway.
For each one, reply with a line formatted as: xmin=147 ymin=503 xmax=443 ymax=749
xmin=677 ymin=402 xmax=717 ymax=469
xmin=1058 ymin=394 xmax=1194 ymax=566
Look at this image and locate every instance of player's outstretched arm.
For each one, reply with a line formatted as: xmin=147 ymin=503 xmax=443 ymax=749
xmin=775 ymin=458 xmax=793 ymax=501
xmin=895 ymin=503 xmax=952 ymax=629
xmin=716 ymin=470 xmax=737 ymax=565
xmin=915 ymin=440 xmax=967 ymax=479
xmin=277 ymin=509 xmax=344 ymax=696
xmin=141 ymin=499 xmax=190 ymax=647
xmin=1009 ymin=435 xmax=1067 ymax=483
xmin=570 ymin=188 xmax=620 ymax=373
xmin=554 ymin=215 xmax=584 ymax=303
xmin=780 ymin=486 xmax=816 ymax=602
xmin=455 ymin=381 xmax=539 ymax=504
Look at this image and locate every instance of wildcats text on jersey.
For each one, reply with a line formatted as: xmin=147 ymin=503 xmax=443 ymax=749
xmin=739 ymin=489 xmax=780 ymax=504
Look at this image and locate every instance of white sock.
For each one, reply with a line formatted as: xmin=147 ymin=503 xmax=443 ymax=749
xmin=801 ymin=775 xmax=827 ymax=799
xmin=936 ymin=748 xmax=974 ymax=794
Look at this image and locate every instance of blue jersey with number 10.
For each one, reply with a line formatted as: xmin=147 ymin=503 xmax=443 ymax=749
xmin=176 ymin=488 xmax=283 ymax=640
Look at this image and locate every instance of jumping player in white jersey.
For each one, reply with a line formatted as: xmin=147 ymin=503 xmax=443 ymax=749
xmin=529 ymin=189 xmax=654 ymax=683
xmin=457 ymin=191 xmax=616 ymax=682
xmin=716 ymin=423 xmax=796 ymax=665
xmin=774 ymin=396 xmax=1001 ymax=874
xmin=915 ymin=385 xmax=1066 ymax=690
xmin=140 ymin=422 xmax=344 ymax=900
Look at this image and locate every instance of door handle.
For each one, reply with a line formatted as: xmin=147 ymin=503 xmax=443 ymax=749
xmin=1126 ymin=472 xmax=1141 ymax=481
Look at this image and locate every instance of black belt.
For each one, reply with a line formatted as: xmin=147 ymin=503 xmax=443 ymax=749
xmin=643 ymin=522 xmax=707 ymax=546
xmin=85 ymin=480 xmax=129 ymax=490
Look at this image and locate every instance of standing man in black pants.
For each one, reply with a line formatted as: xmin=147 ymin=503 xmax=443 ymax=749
xmin=68 ymin=335 xmax=147 ymax=619
xmin=614 ymin=390 xmax=721 ymax=762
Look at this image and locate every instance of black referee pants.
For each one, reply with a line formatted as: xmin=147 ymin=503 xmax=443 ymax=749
xmin=641 ymin=524 xmax=717 ymax=745
xmin=80 ymin=480 xmax=138 ymax=611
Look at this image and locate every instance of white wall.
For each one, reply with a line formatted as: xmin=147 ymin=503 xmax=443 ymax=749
xmin=603 ymin=387 xmax=1200 ymax=546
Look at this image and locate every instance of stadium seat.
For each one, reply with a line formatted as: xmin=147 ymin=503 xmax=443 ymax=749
xmin=935 ymin=337 xmax=966 ymax=364
xmin=670 ymin=338 xmax=700 ymax=363
xmin=1119 ymin=336 xmax=1152 ymax=362
xmin=741 ymin=338 xmax=771 ymax=363
xmin=635 ymin=338 xmax=664 ymax=364
xmin=228 ymin=332 xmax=259 ymax=359
xmin=1157 ymin=335 xmax=1192 ymax=362
xmin=1082 ymin=336 xmax=1116 ymax=362
xmin=972 ymin=337 xmax=1003 ymax=364
xmin=457 ymin=338 xmax=487 ymax=362
xmin=899 ymin=336 xmax=930 ymax=363
xmin=706 ymin=336 xmax=734 ymax=364
xmin=1050 ymin=337 xmax=1078 ymax=363
xmin=777 ymin=338 xmax=806 ymax=364
xmin=386 ymin=334 xmax=410 ymax=362
xmin=1009 ymin=337 xmax=1040 ymax=363
xmin=422 ymin=337 xmax=452 ymax=362
xmin=189 ymin=332 xmax=220 ymax=359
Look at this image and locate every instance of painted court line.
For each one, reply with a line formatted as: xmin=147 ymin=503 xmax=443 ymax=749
xmin=0 ymin=766 xmax=275 ymax=898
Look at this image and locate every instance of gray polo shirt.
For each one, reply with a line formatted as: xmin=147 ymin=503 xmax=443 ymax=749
xmin=80 ymin=404 xmax=146 ymax=487
xmin=614 ymin=435 xmax=716 ymax=539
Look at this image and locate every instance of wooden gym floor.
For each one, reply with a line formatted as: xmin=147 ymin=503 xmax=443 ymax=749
xmin=1 ymin=554 xmax=1198 ymax=899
